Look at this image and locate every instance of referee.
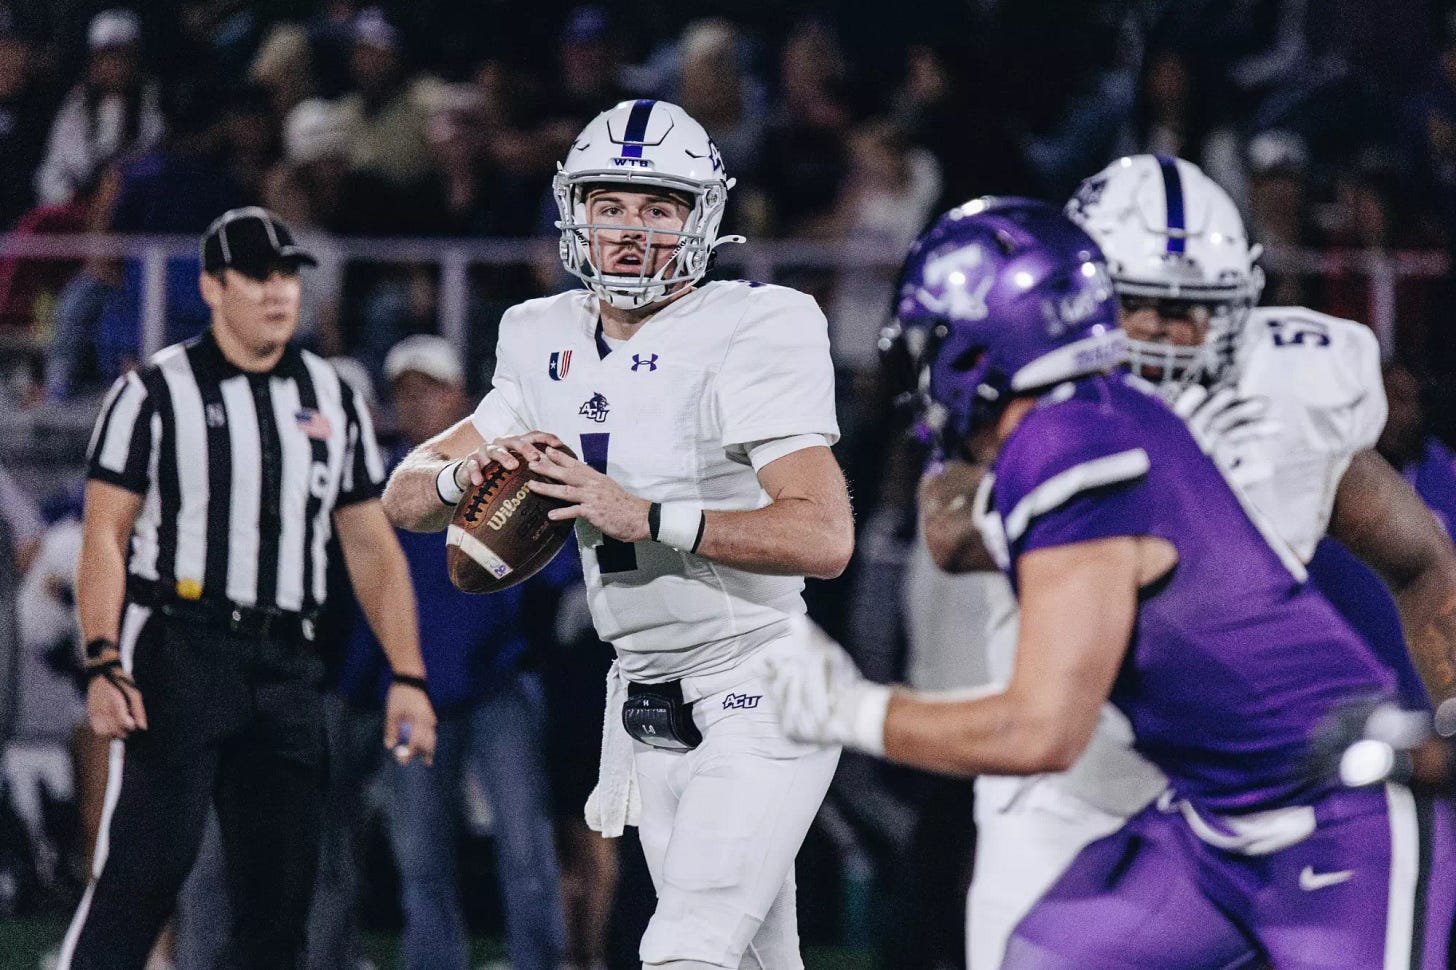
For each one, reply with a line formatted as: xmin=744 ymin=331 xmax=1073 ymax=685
xmin=60 ymin=207 xmax=437 ymax=970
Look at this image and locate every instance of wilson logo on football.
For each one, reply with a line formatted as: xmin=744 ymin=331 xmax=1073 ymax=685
xmin=487 ymin=484 xmax=533 ymax=531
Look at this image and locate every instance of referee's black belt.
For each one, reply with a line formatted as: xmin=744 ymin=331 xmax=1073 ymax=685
xmin=127 ymin=580 xmax=318 ymax=642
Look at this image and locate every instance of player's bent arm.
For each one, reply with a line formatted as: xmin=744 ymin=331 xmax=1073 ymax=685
xmin=382 ymin=418 xmax=486 ymax=533
xmin=882 ymin=536 xmax=1142 ymax=776
xmin=77 ymin=481 xmax=143 ymax=651
xmin=918 ymin=460 xmax=998 ymax=573
xmin=1329 ymin=448 xmax=1456 ymax=705
xmin=695 ymin=445 xmax=855 ymax=580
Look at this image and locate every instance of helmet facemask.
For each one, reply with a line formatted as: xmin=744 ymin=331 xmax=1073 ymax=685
xmin=553 ymin=169 xmax=740 ymax=310
xmin=1112 ymin=258 xmax=1264 ymax=393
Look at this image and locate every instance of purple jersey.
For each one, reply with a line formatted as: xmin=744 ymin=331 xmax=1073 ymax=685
xmin=986 ymin=373 xmax=1394 ymax=812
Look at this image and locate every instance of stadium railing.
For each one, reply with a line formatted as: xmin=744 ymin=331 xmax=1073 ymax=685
xmin=0 ymin=232 xmax=1443 ymax=356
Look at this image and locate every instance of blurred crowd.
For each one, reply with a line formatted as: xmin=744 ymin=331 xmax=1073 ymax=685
xmin=6 ymin=0 xmax=1456 ymax=966
xmin=0 ymin=1 xmax=1448 ymax=401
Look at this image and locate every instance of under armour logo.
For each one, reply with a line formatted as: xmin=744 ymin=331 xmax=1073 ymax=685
xmin=631 ymin=353 xmax=659 ymax=372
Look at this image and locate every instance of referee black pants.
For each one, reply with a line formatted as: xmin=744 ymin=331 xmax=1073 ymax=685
xmin=59 ymin=603 xmax=327 ymax=970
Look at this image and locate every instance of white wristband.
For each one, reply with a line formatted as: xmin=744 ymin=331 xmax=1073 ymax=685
xmin=846 ymin=683 xmax=892 ymax=757
xmin=655 ymin=501 xmax=705 ymax=552
xmin=436 ymin=460 xmax=467 ymax=506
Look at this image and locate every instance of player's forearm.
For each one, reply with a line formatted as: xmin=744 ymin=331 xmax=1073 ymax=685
xmin=382 ymin=449 xmax=459 ymax=533
xmin=882 ymin=689 xmax=1086 ymax=777
xmin=695 ymin=497 xmax=853 ymax=579
xmin=1392 ymin=561 xmax=1456 ymax=706
xmin=346 ymin=540 xmax=426 ymax=679
xmin=76 ymin=529 xmax=128 ymax=646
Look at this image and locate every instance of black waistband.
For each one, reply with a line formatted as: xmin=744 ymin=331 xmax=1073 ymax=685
xmin=127 ymin=579 xmax=317 ymax=642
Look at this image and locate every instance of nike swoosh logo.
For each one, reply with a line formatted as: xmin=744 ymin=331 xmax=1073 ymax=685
xmin=1299 ymin=865 xmax=1354 ymax=891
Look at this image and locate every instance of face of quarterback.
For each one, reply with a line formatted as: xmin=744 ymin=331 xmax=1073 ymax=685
xmin=584 ymin=186 xmax=692 ymax=280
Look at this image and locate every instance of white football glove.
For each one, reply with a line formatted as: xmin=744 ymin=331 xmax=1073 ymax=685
xmin=764 ymin=627 xmax=892 ymax=756
xmin=1172 ymin=384 xmax=1280 ymax=467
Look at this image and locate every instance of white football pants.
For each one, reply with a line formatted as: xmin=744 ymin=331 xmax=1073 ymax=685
xmin=631 ymin=637 xmax=840 ymax=970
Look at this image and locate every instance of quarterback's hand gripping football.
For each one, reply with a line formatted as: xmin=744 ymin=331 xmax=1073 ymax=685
xmin=526 ymin=447 xmax=652 ymax=542
xmin=764 ymin=632 xmax=891 ymax=755
xmin=1172 ymin=384 xmax=1279 ymax=467
xmin=462 ymin=431 xmax=567 ymax=484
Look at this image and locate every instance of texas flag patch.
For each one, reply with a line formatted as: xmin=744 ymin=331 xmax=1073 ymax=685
xmin=549 ymin=350 xmax=572 ymax=381
xmin=295 ymin=408 xmax=333 ymax=440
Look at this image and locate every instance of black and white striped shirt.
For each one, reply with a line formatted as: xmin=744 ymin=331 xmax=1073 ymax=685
xmin=86 ymin=329 xmax=386 ymax=614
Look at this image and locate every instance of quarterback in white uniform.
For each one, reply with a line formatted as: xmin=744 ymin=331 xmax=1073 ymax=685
xmin=770 ymin=156 xmax=1456 ymax=969
xmin=382 ymin=99 xmax=854 ymax=970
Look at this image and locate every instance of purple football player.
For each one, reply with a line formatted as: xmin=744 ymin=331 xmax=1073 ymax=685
xmin=765 ymin=198 xmax=1455 ymax=968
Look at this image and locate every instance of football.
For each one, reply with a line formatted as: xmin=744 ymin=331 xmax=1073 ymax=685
xmin=446 ymin=444 xmax=577 ymax=593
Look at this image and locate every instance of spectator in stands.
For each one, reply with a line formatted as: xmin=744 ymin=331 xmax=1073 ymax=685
xmin=759 ymin=18 xmax=853 ymax=237
xmin=0 ymin=168 xmax=95 ymax=339
xmin=34 ymin=8 xmax=163 ymax=207
xmin=672 ymin=19 xmax=767 ymax=184
xmin=249 ymin=23 xmax=318 ymax=121
xmin=336 ymin=7 xmax=435 ymax=193
xmin=264 ymin=99 xmax=351 ymax=354
xmin=223 ymin=84 xmax=283 ymax=202
xmin=538 ymin=6 xmax=631 ymax=159
xmin=91 ymin=77 xmax=253 ymax=379
xmin=359 ymin=335 xmax=566 ymax=970
xmin=1245 ymin=128 xmax=1315 ymax=306
xmin=825 ymin=119 xmax=941 ymax=372
xmin=0 ymin=29 xmax=50 ymax=232
xmin=1378 ymin=360 xmax=1456 ymax=539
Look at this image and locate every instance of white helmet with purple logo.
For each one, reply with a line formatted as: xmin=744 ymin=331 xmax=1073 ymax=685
xmin=553 ymin=99 xmax=742 ymax=310
xmin=1066 ymin=154 xmax=1263 ymax=388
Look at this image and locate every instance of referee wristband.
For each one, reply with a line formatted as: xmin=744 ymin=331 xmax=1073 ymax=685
xmin=436 ymin=461 xmax=467 ymax=506
xmin=650 ymin=501 xmax=706 ymax=553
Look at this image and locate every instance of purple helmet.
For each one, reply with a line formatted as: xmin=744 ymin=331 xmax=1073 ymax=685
xmin=891 ymin=196 xmax=1125 ymax=446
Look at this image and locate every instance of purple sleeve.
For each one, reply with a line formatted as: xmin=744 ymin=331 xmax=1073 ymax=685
xmin=994 ymin=398 xmax=1154 ymax=562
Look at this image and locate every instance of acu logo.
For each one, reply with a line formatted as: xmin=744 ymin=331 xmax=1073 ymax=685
xmin=631 ymin=353 xmax=658 ymax=372
xmin=722 ymin=693 xmax=761 ymax=710
xmin=579 ymin=392 xmax=610 ymax=423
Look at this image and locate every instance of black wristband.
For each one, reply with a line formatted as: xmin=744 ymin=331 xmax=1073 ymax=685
xmin=85 ymin=636 xmax=118 ymax=660
xmin=393 ymin=673 xmax=428 ymax=694
xmin=690 ymin=512 xmax=707 ymax=554
xmin=84 ymin=656 xmax=123 ymax=681
xmin=647 ymin=502 xmax=662 ymax=541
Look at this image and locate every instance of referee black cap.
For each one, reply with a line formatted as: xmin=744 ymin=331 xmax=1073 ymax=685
xmin=201 ymin=207 xmax=318 ymax=280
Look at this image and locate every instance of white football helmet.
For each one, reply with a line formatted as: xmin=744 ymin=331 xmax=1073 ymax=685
xmin=1066 ymin=154 xmax=1263 ymax=387
xmin=553 ymin=99 xmax=743 ymax=310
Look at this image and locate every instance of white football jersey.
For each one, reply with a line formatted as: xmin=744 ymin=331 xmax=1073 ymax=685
xmin=471 ymin=281 xmax=840 ymax=680
xmin=1226 ymin=307 xmax=1386 ymax=562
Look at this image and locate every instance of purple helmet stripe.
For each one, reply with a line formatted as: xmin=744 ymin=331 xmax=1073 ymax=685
xmin=1155 ymin=155 xmax=1186 ymax=253
xmin=619 ymin=99 xmax=656 ymax=159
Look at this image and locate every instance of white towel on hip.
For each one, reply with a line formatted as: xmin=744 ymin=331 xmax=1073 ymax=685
xmin=584 ymin=661 xmax=639 ymax=837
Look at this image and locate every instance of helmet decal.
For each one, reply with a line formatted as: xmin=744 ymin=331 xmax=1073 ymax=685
xmin=554 ymin=100 xmax=744 ymax=310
